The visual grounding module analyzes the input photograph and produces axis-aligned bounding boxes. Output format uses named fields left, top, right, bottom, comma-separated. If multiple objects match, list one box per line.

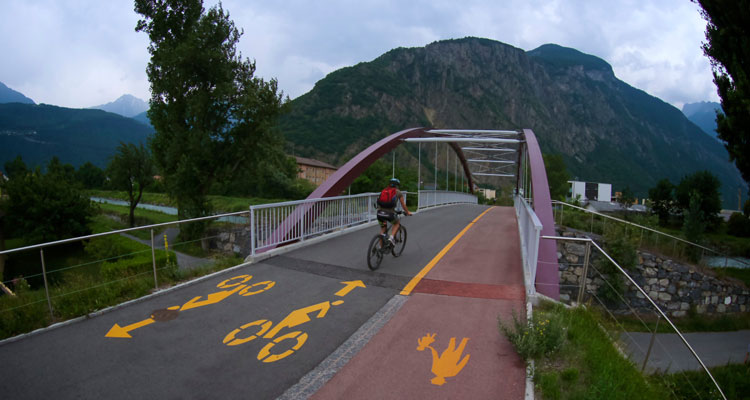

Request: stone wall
left=205, top=227, right=252, bottom=257
left=556, top=229, right=749, bottom=316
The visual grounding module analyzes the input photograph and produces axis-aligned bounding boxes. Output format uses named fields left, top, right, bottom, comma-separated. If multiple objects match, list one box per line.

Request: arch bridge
left=258, top=127, right=558, bottom=299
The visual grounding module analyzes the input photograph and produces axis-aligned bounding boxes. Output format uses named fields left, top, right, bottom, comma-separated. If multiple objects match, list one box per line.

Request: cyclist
left=376, top=178, right=412, bottom=246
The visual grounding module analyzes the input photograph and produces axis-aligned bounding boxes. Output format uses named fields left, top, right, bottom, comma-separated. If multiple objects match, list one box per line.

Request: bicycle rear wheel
left=367, top=235, right=385, bottom=270
left=391, top=225, right=407, bottom=257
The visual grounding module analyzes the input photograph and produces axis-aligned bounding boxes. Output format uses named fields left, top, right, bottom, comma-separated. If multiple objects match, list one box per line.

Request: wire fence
left=0, top=210, right=250, bottom=340
left=551, top=200, right=750, bottom=270
left=541, top=234, right=728, bottom=400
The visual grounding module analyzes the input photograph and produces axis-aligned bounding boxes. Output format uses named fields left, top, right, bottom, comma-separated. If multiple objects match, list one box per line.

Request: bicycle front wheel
left=391, top=225, right=407, bottom=257
left=367, top=235, right=385, bottom=270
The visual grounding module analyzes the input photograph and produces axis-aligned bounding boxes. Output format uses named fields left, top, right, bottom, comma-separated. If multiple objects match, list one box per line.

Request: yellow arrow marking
left=105, top=318, right=156, bottom=338
left=335, top=280, right=366, bottom=297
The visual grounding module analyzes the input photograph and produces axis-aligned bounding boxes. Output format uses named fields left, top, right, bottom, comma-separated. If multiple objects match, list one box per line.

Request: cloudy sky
left=0, top=0, right=718, bottom=110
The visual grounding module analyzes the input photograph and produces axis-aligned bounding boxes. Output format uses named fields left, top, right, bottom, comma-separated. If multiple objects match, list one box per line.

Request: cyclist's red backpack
left=377, top=187, right=398, bottom=208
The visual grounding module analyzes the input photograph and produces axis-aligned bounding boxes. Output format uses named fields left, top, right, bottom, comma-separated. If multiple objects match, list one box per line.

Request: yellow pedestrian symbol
left=417, top=333, right=470, bottom=386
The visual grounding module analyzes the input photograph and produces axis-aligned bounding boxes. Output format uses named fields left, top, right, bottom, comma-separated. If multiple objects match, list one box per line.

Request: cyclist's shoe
left=388, top=236, right=396, bottom=247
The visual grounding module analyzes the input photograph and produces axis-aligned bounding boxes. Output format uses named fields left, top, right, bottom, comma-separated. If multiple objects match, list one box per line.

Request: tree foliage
left=543, top=154, right=570, bottom=201
left=675, top=170, right=722, bottom=229
left=76, top=162, right=106, bottom=189
left=0, top=157, right=93, bottom=244
left=135, top=0, right=288, bottom=237
left=616, top=185, right=636, bottom=212
left=107, top=142, right=154, bottom=227
left=695, top=0, right=750, bottom=186
left=648, top=179, right=676, bottom=226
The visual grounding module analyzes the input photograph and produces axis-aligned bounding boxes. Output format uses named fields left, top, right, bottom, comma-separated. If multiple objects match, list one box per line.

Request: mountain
left=0, top=103, right=153, bottom=169
left=279, top=38, right=746, bottom=208
left=90, top=94, right=149, bottom=118
left=682, top=101, right=722, bottom=141
left=0, top=81, right=35, bottom=104
left=132, top=110, right=152, bottom=127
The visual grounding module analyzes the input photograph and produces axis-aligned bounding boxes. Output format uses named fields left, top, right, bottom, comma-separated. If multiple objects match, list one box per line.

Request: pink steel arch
left=523, top=129, right=559, bottom=299
left=307, top=127, right=475, bottom=199
left=261, top=128, right=475, bottom=253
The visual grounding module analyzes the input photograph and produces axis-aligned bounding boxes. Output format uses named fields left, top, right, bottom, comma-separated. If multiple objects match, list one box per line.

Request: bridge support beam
left=523, top=129, right=559, bottom=299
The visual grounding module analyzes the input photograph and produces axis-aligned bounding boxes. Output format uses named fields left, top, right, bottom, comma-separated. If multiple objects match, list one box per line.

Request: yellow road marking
left=400, top=207, right=494, bottom=296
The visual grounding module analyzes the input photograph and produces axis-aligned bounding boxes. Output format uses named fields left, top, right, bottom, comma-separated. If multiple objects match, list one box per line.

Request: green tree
left=3, top=155, right=28, bottom=179
left=46, top=156, right=76, bottom=182
left=695, top=0, right=750, bottom=186
left=616, top=186, right=636, bottom=214
left=1, top=158, right=93, bottom=244
left=543, top=154, right=570, bottom=201
left=675, top=170, right=722, bottom=229
left=135, top=0, right=287, bottom=238
left=76, top=162, right=106, bottom=189
left=648, top=179, right=676, bottom=226
left=107, top=142, right=154, bottom=227
left=683, top=191, right=707, bottom=260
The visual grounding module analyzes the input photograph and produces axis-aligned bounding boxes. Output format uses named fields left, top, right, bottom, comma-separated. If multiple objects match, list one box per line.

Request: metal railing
left=514, top=195, right=542, bottom=297
left=250, top=192, right=379, bottom=256
left=417, top=190, right=477, bottom=210
left=250, top=190, right=477, bottom=255
left=0, top=210, right=250, bottom=325
left=552, top=200, right=750, bottom=269
left=543, top=234, right=727, bottom=399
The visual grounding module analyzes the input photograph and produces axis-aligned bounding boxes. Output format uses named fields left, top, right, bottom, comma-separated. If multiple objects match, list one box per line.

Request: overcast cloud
left=0, top=0, right=718, bottom=110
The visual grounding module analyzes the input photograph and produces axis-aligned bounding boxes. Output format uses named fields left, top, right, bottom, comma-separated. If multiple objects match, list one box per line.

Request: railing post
left=560, top=203, right=564, bottom=226
left=39, top=249, right=54, bottom=320
left=250, top=205, right=256, bottom=257
left=577, top=241, right=592, bottom=304
left=151, top=229, right=158, bottom=290
left=641, top=315, right=660, bottom=373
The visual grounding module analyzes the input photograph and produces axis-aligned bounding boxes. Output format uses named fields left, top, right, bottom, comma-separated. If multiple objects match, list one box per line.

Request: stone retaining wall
left=556, top=229, right=749, bottom=316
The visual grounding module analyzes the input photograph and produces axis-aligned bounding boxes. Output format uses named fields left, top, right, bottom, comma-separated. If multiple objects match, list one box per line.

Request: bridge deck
left=0, top=204, right=527, bottom=399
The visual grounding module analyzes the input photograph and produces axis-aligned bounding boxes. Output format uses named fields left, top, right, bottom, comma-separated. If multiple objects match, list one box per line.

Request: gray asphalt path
left=621, top=330, right=750, bottom=373
left=0, top=204, right=489, bottom=400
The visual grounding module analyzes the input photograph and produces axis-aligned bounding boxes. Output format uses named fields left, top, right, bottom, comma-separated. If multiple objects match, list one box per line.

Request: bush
left=499, top=309, right=565, bottom=361
left=727, top=212, right=750, bottom=237
left=100, top=250, right=174, bottom=280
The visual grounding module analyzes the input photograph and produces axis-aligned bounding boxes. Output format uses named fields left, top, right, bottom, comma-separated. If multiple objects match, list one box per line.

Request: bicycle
left=367, top=210, right=407, bottom=270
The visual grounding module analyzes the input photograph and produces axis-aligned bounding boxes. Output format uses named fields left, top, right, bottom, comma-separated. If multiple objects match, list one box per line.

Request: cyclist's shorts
left=376, top=209, right=397, bottom=225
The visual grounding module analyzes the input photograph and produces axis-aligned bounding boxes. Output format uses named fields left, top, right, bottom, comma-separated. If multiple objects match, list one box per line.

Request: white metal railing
left=250, top=192, right=380, bottom=255
left=417, top=190, right=477, bottom=210
left=515, top=195, right=542, bottom=296
left=543, top=235, right=727, bottom=400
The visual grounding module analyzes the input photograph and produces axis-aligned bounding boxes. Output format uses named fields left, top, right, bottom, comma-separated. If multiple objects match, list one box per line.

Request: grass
left=606, top=309, right=750, bottom=333
left=653, top=364, right=750, bottom=400
left=500, top=301, right=672, bottom=399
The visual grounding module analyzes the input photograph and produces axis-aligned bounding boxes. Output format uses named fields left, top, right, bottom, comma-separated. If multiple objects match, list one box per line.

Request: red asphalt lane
left=312, top=206, right=527, bottom=400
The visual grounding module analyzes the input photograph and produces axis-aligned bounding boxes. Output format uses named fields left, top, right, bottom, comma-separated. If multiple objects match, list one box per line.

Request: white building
left=477, top=188, right=496, bottom=200
left=569, top=181, right=612, bottom=202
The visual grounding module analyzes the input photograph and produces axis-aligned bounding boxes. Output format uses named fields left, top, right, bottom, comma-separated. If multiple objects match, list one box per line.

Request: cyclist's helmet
left=389, top=178, right=400, bottom=187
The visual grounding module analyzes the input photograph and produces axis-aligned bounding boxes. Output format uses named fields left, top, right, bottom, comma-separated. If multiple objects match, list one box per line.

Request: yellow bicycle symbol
left=223, top=299, right=345, bottom=363
left=222, top=280, right=364, bottom=363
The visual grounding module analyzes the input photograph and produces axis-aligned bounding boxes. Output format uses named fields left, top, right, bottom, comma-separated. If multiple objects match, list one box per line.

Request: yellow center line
left=400, top=206, right=494, bottom=296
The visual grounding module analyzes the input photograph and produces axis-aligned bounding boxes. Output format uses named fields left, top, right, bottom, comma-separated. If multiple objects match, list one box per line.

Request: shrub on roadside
left=499, top=309, right=565, bottom=361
